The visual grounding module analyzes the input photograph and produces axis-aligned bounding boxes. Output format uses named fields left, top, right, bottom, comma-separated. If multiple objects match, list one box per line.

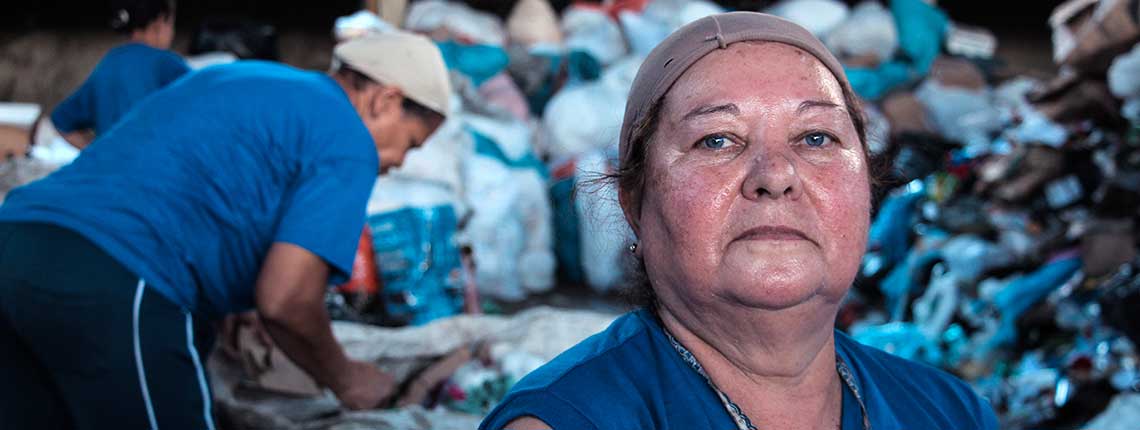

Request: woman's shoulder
left=480, top=310, right=702, bottom=430
left=834, top=330, right=999, bottom=429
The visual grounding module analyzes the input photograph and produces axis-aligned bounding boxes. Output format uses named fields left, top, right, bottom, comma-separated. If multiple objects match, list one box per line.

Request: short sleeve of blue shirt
left=51, top=43, right=190, bottom=135
left=275, top=131, right=377, bottom=283
left=51, top=80, right=94, bottom=134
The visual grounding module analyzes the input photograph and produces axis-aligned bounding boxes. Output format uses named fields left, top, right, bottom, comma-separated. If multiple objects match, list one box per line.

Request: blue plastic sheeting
left=367, top=205, right=464, bottom=326
left=846, top=61, right=913, bottom=101
left=989, top=255, right=1083, bottom=347
left=436, top=41, right=510, bottom=87
left=853, top=321, right=944, bottom=365
left=470, top=129, right=549, bottom=178
left=892, top=0, right=948, bottom=75
left=881, top=249, right=942, bottom=320
left=845, top=0, right=948, bottom=100
left=868, top=186, right=926, bottom=269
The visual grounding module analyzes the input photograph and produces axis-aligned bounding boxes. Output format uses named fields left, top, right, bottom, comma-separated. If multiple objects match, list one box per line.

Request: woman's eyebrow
left=797, top=100, right=844, bottom=114
left=681, top=103, right=740, bottom=121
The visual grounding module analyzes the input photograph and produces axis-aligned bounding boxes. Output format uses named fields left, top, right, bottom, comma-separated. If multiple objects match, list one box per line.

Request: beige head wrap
left=619, top=12, right=853, bottom=162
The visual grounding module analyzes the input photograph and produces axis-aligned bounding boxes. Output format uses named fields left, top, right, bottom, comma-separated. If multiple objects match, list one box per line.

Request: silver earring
left=628, top=243, right=638, bottom=254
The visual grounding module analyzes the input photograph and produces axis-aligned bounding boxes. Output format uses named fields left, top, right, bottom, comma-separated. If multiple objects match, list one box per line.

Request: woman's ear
left=619, top=186, right=641, bottom=239
left=368, top=85, right=404, bottom=121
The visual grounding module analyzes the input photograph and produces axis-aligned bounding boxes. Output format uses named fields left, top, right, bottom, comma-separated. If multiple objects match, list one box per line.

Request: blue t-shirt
left=481, top=309, right=999, bottom=430
left=0, top=61, right=379, bottom=316
left=51, top=43, right=190, bottom=135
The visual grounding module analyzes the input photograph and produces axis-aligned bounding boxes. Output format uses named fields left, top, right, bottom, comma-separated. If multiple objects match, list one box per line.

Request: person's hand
left=333, top=360, right=396, bottom=410
left=219, top=311, right=272, bottom=361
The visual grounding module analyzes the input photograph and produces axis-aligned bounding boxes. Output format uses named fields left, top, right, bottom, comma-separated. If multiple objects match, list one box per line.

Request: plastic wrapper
left=334, top=10, right=395, bottom=41
left=405, top=0, right=506, bottom=46
left=636, top=0, right=725, bottom=36
left=462, top=122, right=554, bottom=302
left=1004, top=106, right=1070, bottom=148
left=1108, top=42, right=1140, bottom=123
left=437, top=41, right=510, bottom=87
left=911, top=264, right=960, bottom=340
left=765, top=0, right=850, bottom=38
left=914, top=79, right=1003, bottom=152
left=851, top=321, right=943, bottom=365
left=1108, top=43, right=1140, bottom=99
left=824, top=1, right=898, bottom=66
left=945, top=23, right=998, bottom=59
left=867, top=183, right=925, bottom=270
left=366, top=180, right=464, bottom=326
left=940, top=234, right=1015, bottom=284
left=617, top=9, right=672, bottom=57
left=562, top=6, right=628, bottom=67
left=477, top=73, right=531, bottom=122
left=542, top=56, right=640, bottom=161
left=990, top=253, right=1082, bottom=348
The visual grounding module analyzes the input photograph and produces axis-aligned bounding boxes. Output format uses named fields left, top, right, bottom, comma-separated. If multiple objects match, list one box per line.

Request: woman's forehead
left=663, top=42, right=847, bottom=116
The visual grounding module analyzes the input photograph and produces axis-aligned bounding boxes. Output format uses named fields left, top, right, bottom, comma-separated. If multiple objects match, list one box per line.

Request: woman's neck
left=657, top=298, right=843, bottom=428
left=130, top=31, right=165, bottom=50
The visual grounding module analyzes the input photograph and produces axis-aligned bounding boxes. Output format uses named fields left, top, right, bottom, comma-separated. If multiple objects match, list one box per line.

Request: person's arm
left=51, top=78, right=95, bottom=147
left=60, top=130, right=95, bottom=150
left=255, top=242, right=395, bottom=410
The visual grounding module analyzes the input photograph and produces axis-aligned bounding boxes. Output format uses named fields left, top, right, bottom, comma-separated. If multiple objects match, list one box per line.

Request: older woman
left=480, top=12, right=998, bottom=430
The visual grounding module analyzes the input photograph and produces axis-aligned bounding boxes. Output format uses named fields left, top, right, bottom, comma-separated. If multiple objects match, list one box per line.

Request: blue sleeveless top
left=480, top=309, right=998, bottom=430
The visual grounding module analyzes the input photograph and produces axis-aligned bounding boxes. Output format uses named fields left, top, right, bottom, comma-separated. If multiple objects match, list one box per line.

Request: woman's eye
left=803, top=132, right=834, bottom=147
left=700, top=135, right=730, bottom=149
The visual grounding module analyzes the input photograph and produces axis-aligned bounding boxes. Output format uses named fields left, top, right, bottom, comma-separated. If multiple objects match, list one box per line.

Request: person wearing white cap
left=0, top=32, right=450, bottom=429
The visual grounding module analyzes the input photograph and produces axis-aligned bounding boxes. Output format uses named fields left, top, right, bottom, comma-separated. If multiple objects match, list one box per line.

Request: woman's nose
left=742, top=149, right=802, bottom=201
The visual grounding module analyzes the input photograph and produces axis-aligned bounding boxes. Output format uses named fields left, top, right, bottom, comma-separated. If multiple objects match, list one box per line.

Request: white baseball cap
left=334, top=31, right=452, bottom=117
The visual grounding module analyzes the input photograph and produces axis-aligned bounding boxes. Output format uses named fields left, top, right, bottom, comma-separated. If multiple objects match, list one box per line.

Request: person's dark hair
left=606, top=82, right=879, bottom=311
left=332, top=62, right=446, bottom=127
left=109, top=0, right=175, bottom=34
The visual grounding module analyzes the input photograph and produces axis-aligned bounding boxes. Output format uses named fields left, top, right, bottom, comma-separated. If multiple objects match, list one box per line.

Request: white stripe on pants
left=132, top=279, right=159, bottom=430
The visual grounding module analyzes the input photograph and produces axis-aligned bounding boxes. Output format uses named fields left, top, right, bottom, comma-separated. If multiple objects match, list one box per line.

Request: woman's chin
left=714, top=256, right=832, bottom=311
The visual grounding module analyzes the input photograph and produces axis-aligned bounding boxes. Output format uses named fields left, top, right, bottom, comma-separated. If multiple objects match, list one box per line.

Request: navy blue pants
left=0, top=222, right=217, bottom=429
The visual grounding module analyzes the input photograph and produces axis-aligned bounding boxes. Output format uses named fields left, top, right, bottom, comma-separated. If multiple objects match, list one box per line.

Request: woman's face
left=635, top=42, right=870, bottom=312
